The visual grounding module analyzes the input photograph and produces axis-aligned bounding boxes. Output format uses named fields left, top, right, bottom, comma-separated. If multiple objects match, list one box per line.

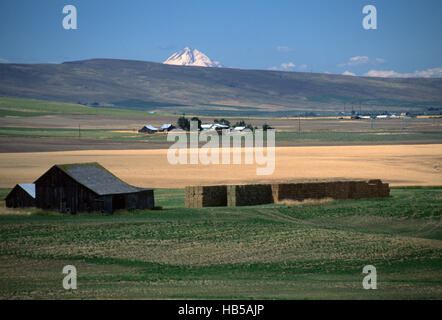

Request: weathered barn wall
left=35, top=167, right=100, bottom=214
left=186, top=180, right=390, bottom=208
left=227, top=184, right=273, bottom=207
left=100, top=189, right=154, bottom=212
left=132, top=190, right=155, bottom=210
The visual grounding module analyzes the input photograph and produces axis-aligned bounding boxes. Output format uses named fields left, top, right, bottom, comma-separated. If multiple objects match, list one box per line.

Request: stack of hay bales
left=271, top=181, right=350, bottom=201
left=227, top=184, right=273, bottom=207
left=364, top=179, right=390, bottom=198
left=324, top=181, right=351, bottom=199
left=348, top=181, right=372, bottom=199
left=271, top=180, right=390, bottom=202
left=185, top=185, right=227, bottom=208
left=185, top=179, right=390, bottom=208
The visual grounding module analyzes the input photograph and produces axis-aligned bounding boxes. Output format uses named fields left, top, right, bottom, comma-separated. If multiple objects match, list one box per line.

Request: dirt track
left=0, top=145, right=440, bottom=188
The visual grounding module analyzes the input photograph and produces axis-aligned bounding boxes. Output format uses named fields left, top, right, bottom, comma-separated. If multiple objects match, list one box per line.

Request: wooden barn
left=5, top=183, right=36, bottom=208
left=34, top=162, right=154, bottom=214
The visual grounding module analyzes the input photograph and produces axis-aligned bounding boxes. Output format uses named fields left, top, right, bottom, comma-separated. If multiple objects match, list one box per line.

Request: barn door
left=112, top=195, right=126, bottom=211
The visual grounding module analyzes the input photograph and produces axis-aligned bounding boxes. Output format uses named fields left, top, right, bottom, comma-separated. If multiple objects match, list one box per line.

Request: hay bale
left=227, top=184, right=273, bottom=207
left=187, top=179, right=390, bottom=208
left=185, top=185, right=227, bottom=208
left=271, top=179, right=389, bottom=202
left=367, top=179, right=390, bottom=197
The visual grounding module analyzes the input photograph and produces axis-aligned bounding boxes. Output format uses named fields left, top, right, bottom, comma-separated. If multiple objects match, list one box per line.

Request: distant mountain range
left=0, top=58, right=441, bottom=116
left=163, top=47, right=223, bottom=68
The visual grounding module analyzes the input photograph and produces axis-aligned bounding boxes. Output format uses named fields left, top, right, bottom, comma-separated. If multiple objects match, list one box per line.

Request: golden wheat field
left=0, top=144, right=440, bottom=188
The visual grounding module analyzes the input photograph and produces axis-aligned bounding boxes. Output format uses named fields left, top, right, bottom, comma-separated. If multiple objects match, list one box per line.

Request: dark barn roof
left=36, top=162, right=151, bottom=196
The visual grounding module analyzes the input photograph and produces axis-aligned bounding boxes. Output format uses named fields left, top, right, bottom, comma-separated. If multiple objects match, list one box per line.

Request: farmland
left=0, top=145, right=441, bottom=189
left=0, top=96, right=441, bottom=300
left=0, top=127, right=442, bottom=144
left=0, top=187, right=441, bottom=299
left=1, top=97, right=441, bottom=153
left=0, top=97, right=168, bottom=118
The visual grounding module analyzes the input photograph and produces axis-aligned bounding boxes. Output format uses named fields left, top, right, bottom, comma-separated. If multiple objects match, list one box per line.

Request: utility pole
left=298, top=117, right=301, bottom=133
left=402, top=117, right=408, bottom=130
left=78, top=124, right=81, bottom=138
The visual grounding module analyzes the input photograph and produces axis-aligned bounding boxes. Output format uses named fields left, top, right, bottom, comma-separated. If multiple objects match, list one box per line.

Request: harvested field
left=0, top=144, right=440, bottom=188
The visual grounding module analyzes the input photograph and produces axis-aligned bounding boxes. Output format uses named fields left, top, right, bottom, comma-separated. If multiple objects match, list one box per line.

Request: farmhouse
left=5, top=183, right=36, bottom=208
left=212, top=123, right=230, bottom=130
left=138, top=125, right=158, bottom=133
left=34, top=162, right=154, bottom=214
left=233, top=126, right=246, bottom=132
left=160, top=124, right=175, bottom=132
left=201, top=124, right=213, bottom=130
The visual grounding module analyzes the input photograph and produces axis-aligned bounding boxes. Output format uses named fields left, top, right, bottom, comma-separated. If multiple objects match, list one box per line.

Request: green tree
left=214, top=118, right=230, bottom=126
left=177, top=115, right=190, bottom=131
left=245, top=124, right=254, bottom=131
left=191, top=117, right=202, bottom=130
left=234, top=120, right=246, bottom=127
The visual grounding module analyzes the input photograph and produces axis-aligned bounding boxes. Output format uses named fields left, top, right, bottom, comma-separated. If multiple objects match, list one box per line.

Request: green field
left=0, top=97, right=168, bottom=118
left=275, top=130, right=442, bottom=143
left=0, top=187, right=441, bottom=299
left=1, top=126, right=441, bottom=144
left=1, top=96, right=441, bottom=145
left=0, top=127, right=167, bottom=141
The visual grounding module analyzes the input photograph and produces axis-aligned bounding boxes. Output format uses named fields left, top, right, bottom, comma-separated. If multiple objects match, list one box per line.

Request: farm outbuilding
left=160, top=124, right=175, bottom=132
left=34, top=162, right=154, bottom=214
left=5, top=183, right=36, bottom=208
left=138, top=125, right=158, bottom=133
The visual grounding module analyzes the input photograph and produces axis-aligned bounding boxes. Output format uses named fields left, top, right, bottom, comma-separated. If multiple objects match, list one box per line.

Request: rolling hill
left=0, top=59, right=441, bottom=116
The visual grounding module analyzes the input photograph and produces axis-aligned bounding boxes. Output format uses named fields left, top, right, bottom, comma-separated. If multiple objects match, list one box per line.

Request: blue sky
left=0, top=0, right=441, bottom=77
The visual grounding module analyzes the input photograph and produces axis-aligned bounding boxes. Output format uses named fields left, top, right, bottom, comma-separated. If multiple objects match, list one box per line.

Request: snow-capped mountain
left=163, top=47, right=223, bottom=68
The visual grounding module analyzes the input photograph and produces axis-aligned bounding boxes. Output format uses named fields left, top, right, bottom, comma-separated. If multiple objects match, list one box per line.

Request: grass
left=0, top=187, right=441, bottom=299
left=1, top=126, right=441, bottom=143
left=0, top=127, right=167, bottom=141
left=0, top=97, right=170, bottom=118
left=275, top=130, right=442, bottom=143
left=0, top=188, right=11, bottom=201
